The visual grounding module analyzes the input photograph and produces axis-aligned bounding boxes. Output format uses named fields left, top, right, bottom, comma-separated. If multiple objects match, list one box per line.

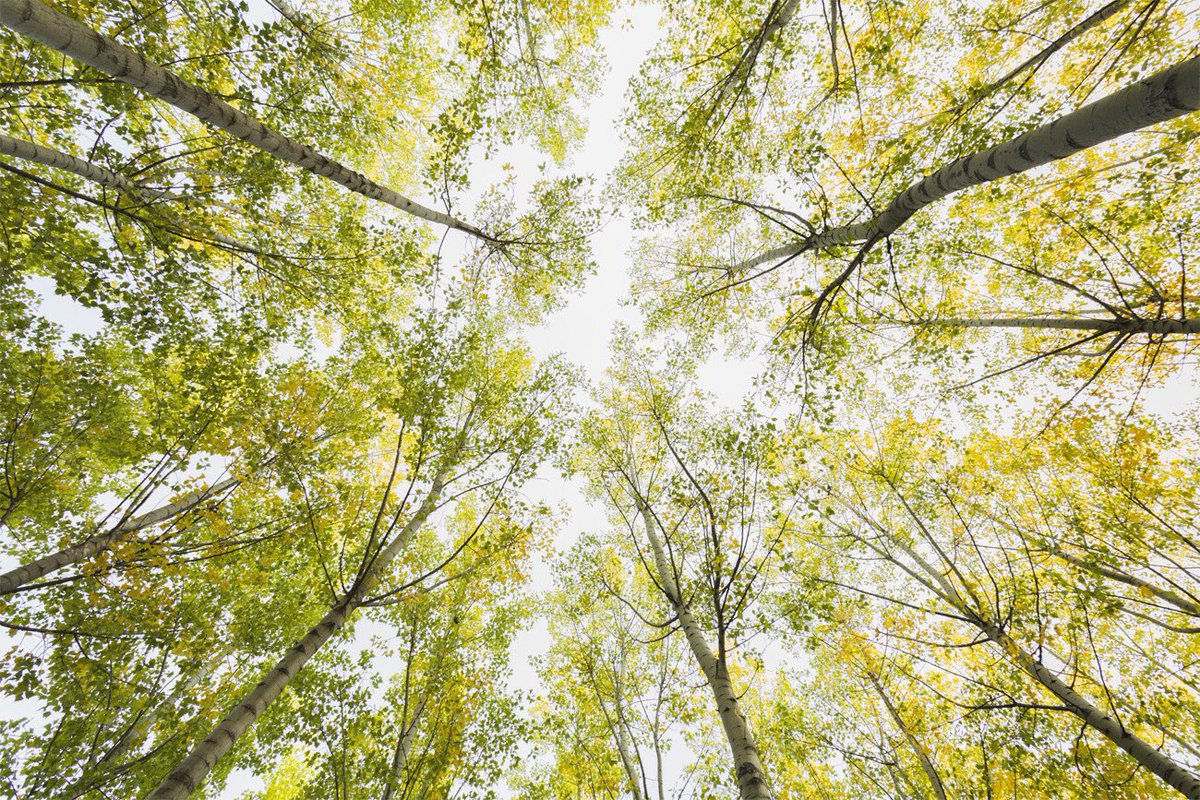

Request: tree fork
left=148, top=474, right=446, bottom=799
left=638, top=505, right=773, bottom=799
left=0, top=0, right=492, bottom=241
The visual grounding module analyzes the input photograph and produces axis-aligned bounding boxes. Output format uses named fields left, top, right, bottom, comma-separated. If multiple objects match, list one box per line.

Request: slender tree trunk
left=736, top=55, right=1200, bottom=272
left=0, top=132, right=255, bottom=251
left=709, top=0, right=803, bottom=115
left=980, top=620, right=1200, bottom=799
left=639, top=506, right=772, bottom=800
left=0, top=132, right=140, bottom=193
left=946, top=0, right=1136, bottom=118
left=896, top=537, right=1200, bottom=798
left=920, top=316, right=1200, bottom=335
left=0, top=477, right=239, bottom=595
left=588, top=663, right=644, bottom=800
left=612, top=664, right=648, bottom=800
left=1048, top=547, right=1200, bottom=617
left=854, top=516, right=1200, bottom=798
left=865, top=670, right=948, bottom=800
left=148, top=474, right=446, bottom=799
left=0, top=0, right=490, bottom=241
left=381, top=695, right=427, bottom=800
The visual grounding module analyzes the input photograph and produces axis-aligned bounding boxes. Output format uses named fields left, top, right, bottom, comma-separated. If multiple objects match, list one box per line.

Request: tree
left=786, top=408, right=1200, bottom=797
left=577, top=342, right=792, bottom=799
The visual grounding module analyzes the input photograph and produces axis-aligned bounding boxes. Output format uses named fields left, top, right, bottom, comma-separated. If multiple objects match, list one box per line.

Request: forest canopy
left=1, top=0, right=1198, bottom=798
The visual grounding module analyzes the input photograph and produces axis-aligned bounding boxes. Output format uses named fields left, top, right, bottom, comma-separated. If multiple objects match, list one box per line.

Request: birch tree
left=793, top=408, right=1200, bottom=797
left=577, top=342, right=795, bottom=799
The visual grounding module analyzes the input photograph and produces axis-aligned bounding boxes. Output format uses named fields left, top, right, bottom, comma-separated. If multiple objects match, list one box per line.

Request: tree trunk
left=921, top=316, right=1200, bottom=335
left=588, top=663, right=644, bottom=800
left=944, top=0, right=1136, bottom=118
left=0, top=0, right=490, bottom=241
left=381, top=695, right=427, bottom=800
left=639, top=506, right=772, bottom=799
left=709, top=0, right=803, bottom=115
left=736, top=55, right=1200, bottom=272
left=865, top=669, right=948, bottom=800
left=0, top=132, right=141, bottom=193
left=1048, top=547, right=1200, bottom=617
left=148, top=474, right=446, bottom=799
left=864, top=519, right=1200, bottom=798
left=981, top=621, right=1200, bottom=799
left=0, top=477, right=239, bottom=595
left=0, top=132, right=256, bottom=251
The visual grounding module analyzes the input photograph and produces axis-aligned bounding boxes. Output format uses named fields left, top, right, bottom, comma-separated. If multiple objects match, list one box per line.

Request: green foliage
left=2, top=0, right=1198, bottom=798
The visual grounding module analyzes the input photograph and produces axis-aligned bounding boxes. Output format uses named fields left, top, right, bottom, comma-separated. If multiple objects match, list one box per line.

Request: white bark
left=588, top=661, right=644, bottom=800
left=707, top=0, right=802, bottom=118
left=922, top=316, right=1200, bottom=335
left=639, top=506, right=772, bottom=799
left=0, top=477, right=239, bottom=595
left=381, top=695, right=427, bottom=800
left=0, top=132, right=140, bottom=193
left=0, top=0, right=490, bottom=241
left=865, top=670, right=948, bottom=800
left=1048, top=547, right=1200, bottom=617
left=148, top=474, right=446, bottom=799
left=945, top=0, right=1135, bottom=118
left=0, top=132, right=255, bottom=252
left=894, top=541, right=1200, bottom=798
left=981, top=620, right=1200, bottom=799
left=735, top=56, right=1200, bottom=273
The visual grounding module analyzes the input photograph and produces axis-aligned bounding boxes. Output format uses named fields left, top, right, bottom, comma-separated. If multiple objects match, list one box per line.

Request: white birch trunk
left=892, top=542, right=1200, bottom=798
left=865, top=670, right=948, bottom=800
left=736, top=56, right=1200, bottom=272
left=922, top=316, right=1200, bottom=335
left=945, top=0, right=1135, bottom=117
left=589, top=664, right=644, bottom=800
left=0, top=476, right=239, bottom=595
left=1048, top=547, right=1200, bottom=617
left=981, top=620, right=1200, bottom=799
left=0, top=0, right=490, bottom=241
left=0, top=132, right=254, bottom=251
left=639, top=506, right=772, bottom=799
left=707, top=0, right=802, bottom=118
left=381, top=695, right=427, bottom=800
left=0, top=132, right=141, bottom=193
left=147, top=474, right=446, bottom=799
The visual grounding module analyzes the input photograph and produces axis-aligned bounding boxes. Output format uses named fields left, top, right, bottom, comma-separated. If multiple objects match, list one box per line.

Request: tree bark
left=587, top=660, right=644, bottom=800
left=981, top=620, right=1200, bottom=799
left=865, top=669, right=948, bottom=800
left=381, top=695, right=427, bottom=800
left=0, top=477, right=239, bottom=595
left=735, top=55, right=1200, bottom=273
left=0, top=132, right=258, bottom=252
left=147, top=474, right=446, bottom=799
left=944, top=0, right=1136, bottom=119
left=0, top=0, right=490, bottom=241
left=894, top=535, right=1200, bottom=798
left=639, top=506, right=772, bottom=799
left=846, top=509, right=1200, bottom=798
left=1048, top=547, right=1200, bottom=617
left=0, top=132, right=141, bottom=193
left=708, top=0, right=803, bottom=116
left=920, top=316, right=1200, bottom=335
